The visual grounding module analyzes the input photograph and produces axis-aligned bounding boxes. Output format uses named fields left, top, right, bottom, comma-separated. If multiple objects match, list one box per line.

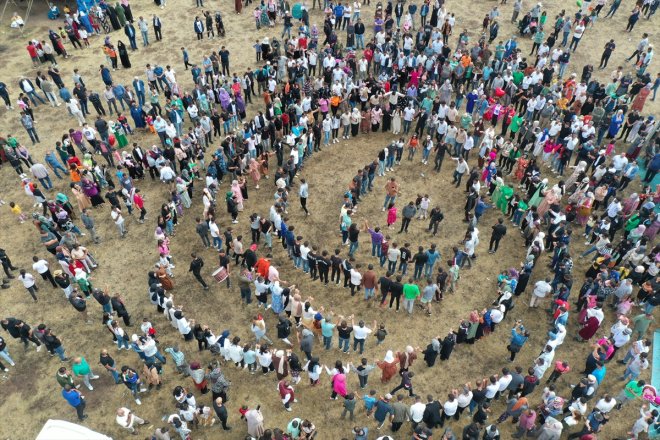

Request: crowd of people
left=1, top=0, right=659, bottom=438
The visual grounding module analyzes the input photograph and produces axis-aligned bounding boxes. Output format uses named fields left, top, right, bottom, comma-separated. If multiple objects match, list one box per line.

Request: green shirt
left=72, top=358, right=91, bottom=376
left=623, top=380, right=644, bottom=399
left=403, top=283, right=421, bottom=300
left=509, top=115, right=524, bottom=133
left=56, top=372, right=74, bottom=388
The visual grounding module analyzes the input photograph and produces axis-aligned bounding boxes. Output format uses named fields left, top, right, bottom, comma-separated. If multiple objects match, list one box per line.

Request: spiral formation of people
left=0, top=0, right=659, bottom=439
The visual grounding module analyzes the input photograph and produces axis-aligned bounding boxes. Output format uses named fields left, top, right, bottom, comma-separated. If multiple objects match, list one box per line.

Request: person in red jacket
left=132, top=188, right=147, bottom=223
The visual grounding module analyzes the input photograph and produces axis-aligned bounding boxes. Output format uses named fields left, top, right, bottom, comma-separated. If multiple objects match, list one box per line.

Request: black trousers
left=331, top=266, right=341, bottom=283
left=193, top=272, right=208, bottom=288
left=399, top=217, right=411, bottom=233
left=75, top=400, right=86, bottom=420
left=40, top=269, right=58, bottom=287
left=489, top=236, right=502, bottom=252
left=300, top=197, right=309, bottom=214
left=318, top=267, right=329, bottom=284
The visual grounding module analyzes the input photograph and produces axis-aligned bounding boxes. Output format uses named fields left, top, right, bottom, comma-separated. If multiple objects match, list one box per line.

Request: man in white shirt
left=409, top=396, right=426, bottom=426
left=32, top=256, right=57, bottom=288
left=530, top=277, right=552, bottom=307
left=110, top=207, right=126, bottom=237
left=352, top=319, right=375, bottom=354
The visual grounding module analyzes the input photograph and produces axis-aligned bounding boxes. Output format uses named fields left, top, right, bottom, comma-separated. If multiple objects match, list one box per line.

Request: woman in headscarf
left=577, top=303, right=604, bottom=342
left=157, top=263, right=174, bottom=290
left=114, top=2, right=127, bottom=26
left=226, top=191, right=238, bottom=223
left=189, top=361, right=208, bottom=393
left=175, top=178, right=191, bottom=209
left=117, top=40, right=131, bottom=68
left=70, top=182, right=92, bottom=211
left=622, top=193, right=640, bottom=217
left=439, top=331, right=457, bottom=361
left=528, top=178, right=548, bottom=207
left=130, top=102, right=146, bottom=129
left=536, top=184, right=560, bottom=219
left=628, top=224, right=647, bottom=243
left=80, top=175, right=105, bottom=206
left=608, top=109, right=625, bottom=138
left=230, top=180, right=244, bottom=211
left=328, top=362, right=348, bottom=400
left=272, top=350, right=289, bottom=381
left=396, top=345, right=418, bottom=373
left=376, top=350, right=399, bottom=383
left=631, top=84, right=651, bottom=112
left=245, top=407, right=265, bottom=438
left=514, top=153, right=529, bottom=182
left=248, top=157, right=261, bottom=189
left=278, top=380, right=295, bottom=411
left=564, top=160, right=588, bottom=191
left=576, top=192, right=595, bottom=225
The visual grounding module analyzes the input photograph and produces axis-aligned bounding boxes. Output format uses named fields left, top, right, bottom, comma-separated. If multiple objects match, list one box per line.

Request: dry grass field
left=0, top=0, right=657, bottom=439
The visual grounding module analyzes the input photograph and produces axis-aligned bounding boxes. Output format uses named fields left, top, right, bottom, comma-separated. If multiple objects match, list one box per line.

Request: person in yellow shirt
left=9, top=202, right=27, bottom=223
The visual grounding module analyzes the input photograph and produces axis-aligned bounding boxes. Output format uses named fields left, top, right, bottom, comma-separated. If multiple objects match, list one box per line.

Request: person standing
left=488, top=218, right=507, bottom=254
left=152, top=15, right=162, bottom=41
left=402, top=278, right=421, bottom=314
left=20, top=112, right=40, bottom=144
left=213, top=397, right=232, bottom=431
left=111, top=206, right=126, bottom=237
left=0, top=336, right=15, bottom=370
left=72, top=356, right=99, bottom=390
left=189, top=253, right=209, bottom=290
left=18, top=269, right=39, bottom=301
left=62, top=384, right=87, bottom=420
left=507, top=321, right=529, bottom=362
left=137, top=16, right=149, bottom=46
left=32, top=256, right=57, bottom=288
left=529, top=277, right=552, bottom=308
left=100, top=349, right=122, bottom=384
left=80, top=209, right=101, bottom=243
left=299, top=178, right=310, bottom=215
left=399, top=202, right=417, bottom=233
left=599, top=39, right=616, bottom=69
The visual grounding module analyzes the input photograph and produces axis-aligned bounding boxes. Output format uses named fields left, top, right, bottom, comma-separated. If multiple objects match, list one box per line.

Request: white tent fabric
left=35, top=419, right=113, bottom=440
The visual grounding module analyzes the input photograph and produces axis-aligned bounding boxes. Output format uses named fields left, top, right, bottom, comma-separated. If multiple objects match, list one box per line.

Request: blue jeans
left=0, top=349, right=14, bottom=365
left=38, top=176, right=53, bottom=189
left=386, top=155, right=395, bottom=168
left=424, top=262, right=435, bottom=278
left=146, top=351, right=167, bottom=364
left=353, top=338, right=365, bottom=354
left=512, top=210, right=523, bottom=225
left=413, top=264, right=424, bottom=280
left=323, top=335, right=332, bottom=349
left=302, top=259, right=309, bottom=272
left=109, top=368, right=121, bottom=383
left=383, top=195, right=396, bottom=209
left=372, top=242, right=382, bottom=257
left=338, top=337, right=349, bottom=353
left=49, top=164, right=67, bottom=179
left=399, top=261, right=408, bottom=275
left=212, top=236, right=223, bottom=250
left=364, top=287, right=374, bottom=299
left=54, top=345, right=67, bottom=361
left=349, top=241, right=359, bottom=256
left=293, top=256, right=302, bottom=269
left=581, top=246, right=598, bottom=258
left=356, top=33, right=364, bottom=48
left=622, top=367, right=639, bottom=382
left=388, top=260, right=397, bottom=273
left=117, top=337, right=130, bottom=349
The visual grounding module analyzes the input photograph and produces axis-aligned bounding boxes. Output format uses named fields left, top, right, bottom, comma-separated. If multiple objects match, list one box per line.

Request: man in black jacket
left=488, top=218, right=507, bottom=253
left=422, top=395, right=442, bottom=428
left=213, top=397, right=231, bottom=430
left=189, top=253, right=208, bottom=289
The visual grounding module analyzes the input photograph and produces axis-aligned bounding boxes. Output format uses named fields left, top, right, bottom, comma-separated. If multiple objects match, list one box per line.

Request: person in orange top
left=383, top=177, right=399, bottom=211
left=104, top=46, right=118, bottom=70
left=460, top=54, right=472, bottom=67
left=407, top=135, right=419, bottom=161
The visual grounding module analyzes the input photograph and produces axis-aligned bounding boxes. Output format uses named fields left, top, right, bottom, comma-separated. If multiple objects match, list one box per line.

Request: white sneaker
left=91, top=375, right=99, bottom=379
left=87, top=385, right=94, bottom=390
left=36, top=345, right=42, bottom=352
left=135, top=398, right=142, bottom=405
left=139, top=388, right=148, bottom=392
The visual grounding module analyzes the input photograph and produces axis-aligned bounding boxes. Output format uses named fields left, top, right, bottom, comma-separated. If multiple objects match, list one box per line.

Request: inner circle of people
left=1, top=0, right=658, bottom=439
